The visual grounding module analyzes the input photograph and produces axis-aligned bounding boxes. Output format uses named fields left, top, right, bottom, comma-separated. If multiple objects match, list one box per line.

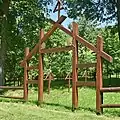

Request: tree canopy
left=65, top=0, right=120, bottom=40
left=0, top=0, right=120, bottom=86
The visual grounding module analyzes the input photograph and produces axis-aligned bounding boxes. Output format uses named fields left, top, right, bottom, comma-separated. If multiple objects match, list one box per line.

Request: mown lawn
left=0, top=86, right=120, bottom=120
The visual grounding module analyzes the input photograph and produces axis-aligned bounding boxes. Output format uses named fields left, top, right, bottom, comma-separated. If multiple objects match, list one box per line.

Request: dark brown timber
left=38, top=29, right=44, bottom=105
left=77, top=63, right=96, bottom=69
left=76, top=81, right=96, bottom=87
left=23, top=47, right=29, bottom=101
left=72, top=22, right=78, bottom=110
left=96, top=36, right=103, bottom=114
left=40, top=46, right=72, bottom=54
left=20, top=16, right=66, bottom=66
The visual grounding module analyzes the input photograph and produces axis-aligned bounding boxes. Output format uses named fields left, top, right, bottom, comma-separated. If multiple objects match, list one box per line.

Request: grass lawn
left=0, top=86, right=120, bottom=120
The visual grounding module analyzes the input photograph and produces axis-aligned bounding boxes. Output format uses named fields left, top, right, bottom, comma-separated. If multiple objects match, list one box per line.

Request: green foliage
left=76, top=17, right=98, bottom=75
left=43, top=28, right=72, bottom=77
left=66, top=0, right=117, bottom=23
left=5, top=0, right=48, bottom=82
left=101, top=26, right=120, bottom=74
left=65, top=0, right=120, bottom=40
left=75, top=16, right=120, bottom=76
left=4, top=0, right=120, bottom=85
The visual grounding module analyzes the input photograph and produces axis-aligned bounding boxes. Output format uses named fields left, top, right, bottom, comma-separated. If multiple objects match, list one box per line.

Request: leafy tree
left=0, top=0, right=10, bottom=85
left=0, top=0, right=52, bottom=85
left=71, top=16, right=120, bottom=78
left=65, top=0, right=120, bottom=41
left=101, top=26, right=120, bottom=77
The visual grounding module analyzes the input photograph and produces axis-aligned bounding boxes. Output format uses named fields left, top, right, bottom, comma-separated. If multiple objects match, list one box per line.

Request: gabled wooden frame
left=19, top=13, right=113, bottom=113
left=53, top=0, right=64, bottom=19
left=0, top=0, right=118, bottom=114
left=0, top=13, right=113, bottom=114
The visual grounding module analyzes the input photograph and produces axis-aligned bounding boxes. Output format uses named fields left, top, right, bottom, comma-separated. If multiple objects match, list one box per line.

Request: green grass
left=1, top=86, right=120, bottom=120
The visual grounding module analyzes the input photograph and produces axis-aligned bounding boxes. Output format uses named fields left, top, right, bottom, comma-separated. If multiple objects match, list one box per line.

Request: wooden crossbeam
left=100, top=51, right=112, bottom=62
left=53, top=0, right=64, bottom=13
left=51, top=22, right=112, bottom=62
left=27, top=66, right=38, bottom=70
left=76, top=63, right=96, bottom=69
left=101, top=104, right=120, bottom=108
left=41, top=16, right=66, bottom=44
left=20, top=16, right=66, bottom=66
left=76, top=35, right=97, bottom=53
left=76, top=36, right=112, bottom=62
left=53, top=21, right=73, bottom=36
left=76, top=81, right=96, bottom=87
left=40, top=46, right=73, bottom=54
left=54, top=7, right=64, bottom=12
left=0, top=86, right=23, bottom=90
left=100, top=87, right=120, bottom=92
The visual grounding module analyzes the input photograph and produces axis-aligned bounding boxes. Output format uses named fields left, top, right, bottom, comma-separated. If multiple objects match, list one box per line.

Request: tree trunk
left=0, top=0, right=9, bottom=86
left=117, top=0, right=120, bottom=41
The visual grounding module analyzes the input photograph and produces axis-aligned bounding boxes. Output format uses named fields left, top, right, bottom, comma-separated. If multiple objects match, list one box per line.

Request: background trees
left=0, top=0, right=10, bottom=85
left=0, top=0, right=50, bottom=85
left=65, top=0, right=120, bottom=41
left=0, top=0, right=120, bottom=86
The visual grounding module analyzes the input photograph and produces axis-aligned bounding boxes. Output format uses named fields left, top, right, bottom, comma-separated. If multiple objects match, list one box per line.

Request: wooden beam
left=0, top=86, right=23, bottom=90
left=100, top=51, right=112, bottom=62
left=100, top=87, right=120, bottom=92
left=28, top=80, right=38, bottom=84
left=40, top=46, right=73, bottom=54
left=51, top=22, right=112, bottom=62
left=53, top=1, right=59, bottom=13
left=76, top=81, right=96, bottom=87
left=98, top=36, right=112, bottom=62
left=96, top=36, right=103, bottom=114
left=77, top=63, right=96, bottom=69
left=53, top=7, right=64, bottom=13
left=40, top=15, right=66, bottom=44
left=58, top=0, right=60, bottom=19
left=72, top=22, right=78, bottom=110
left=27, top=66, right=38, bottom=70
left=20, top=16, right=66, bottom=66
left=76, top=35, right=97, bottom=53
left=76, top=35, right=112, bottom=62
left=53, top=22, right=98, bottom=53
left=23, top=47, right=29, bottom=101
left=101, top=104, right=120, bottom=108
left=53, top=0, right=64, bottom=13
left=38, top=29, right=44, bottom=105
left=55, top=23, right=73, bottom=36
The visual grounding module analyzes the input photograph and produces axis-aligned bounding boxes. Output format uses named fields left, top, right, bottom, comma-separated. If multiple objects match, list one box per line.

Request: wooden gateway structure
left=1, top=0, right=120, bottom=114
left=19, top=17, right=113, bottom=114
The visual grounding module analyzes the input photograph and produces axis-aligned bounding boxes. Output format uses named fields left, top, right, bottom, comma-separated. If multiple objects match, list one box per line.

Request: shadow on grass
left=0, top=97, right=40, bottom=107
left=0, top=98, right=24, bottom=103
left=104, top=109, right=120, bottom=117
left=43, top=102, right=120, bottom=117
left=43, top=102, right=72, bottom=110
left=43, top=102, right=96, bottom=113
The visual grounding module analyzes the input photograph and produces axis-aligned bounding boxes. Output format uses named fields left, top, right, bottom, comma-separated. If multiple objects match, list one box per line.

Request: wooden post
left=48, top=78, right=51, bottom=94
left=58, top=0, right=60, bottom=19
left=48, top=73, right=53, bottom=94
left=38, top=29, right=44, bottom=105
left=68, top=74, right=70, bottom=92
left=24, top=47, right=29, bottom=101
left=96, top=36, right=103, bottom=114
left=72, top=22, right=79, bottom=110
